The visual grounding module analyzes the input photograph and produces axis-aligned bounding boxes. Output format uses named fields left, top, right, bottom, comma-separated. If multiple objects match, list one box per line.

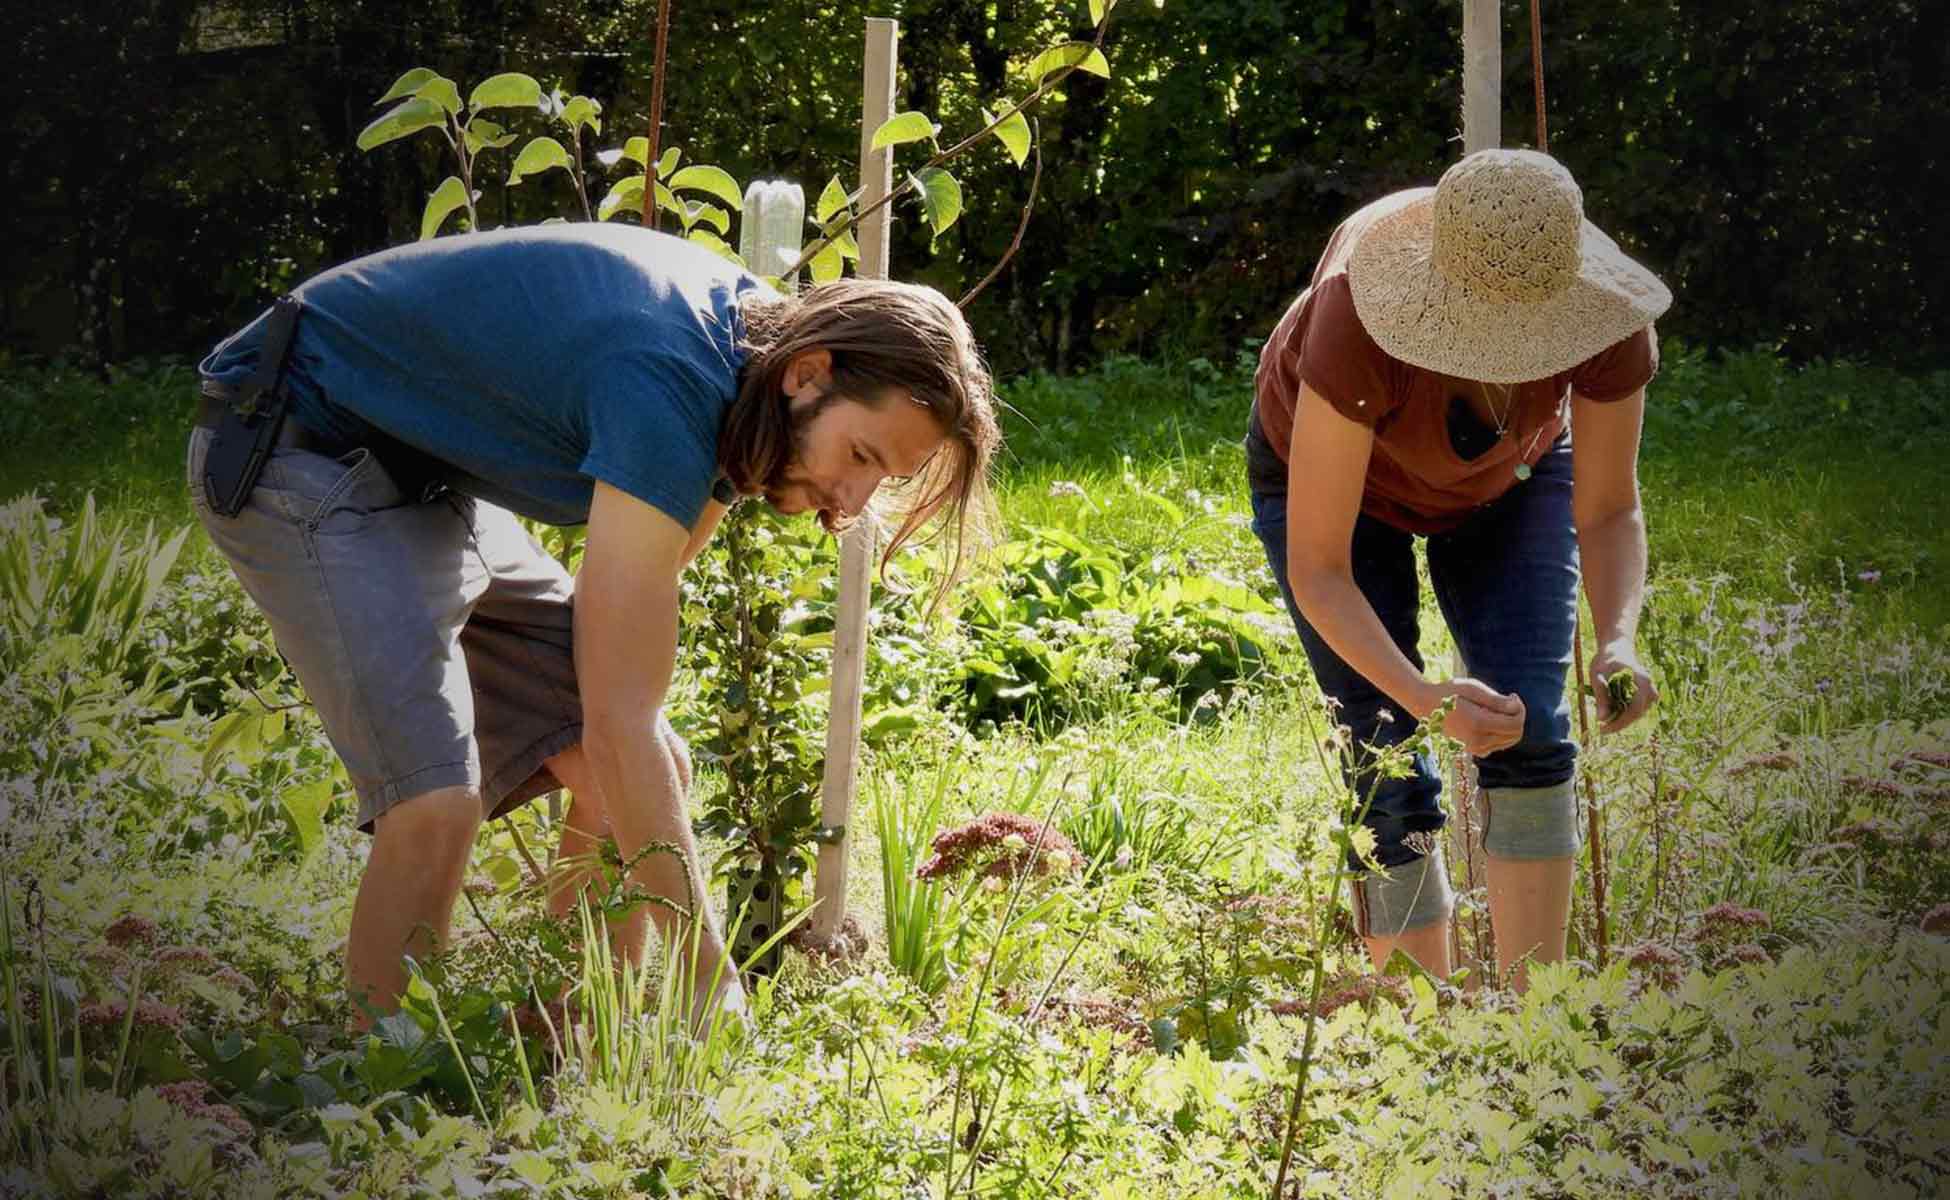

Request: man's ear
left=781, top=347, right=834, bottom=398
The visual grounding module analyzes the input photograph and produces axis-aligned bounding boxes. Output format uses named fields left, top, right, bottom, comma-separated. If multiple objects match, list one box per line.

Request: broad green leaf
left=597, top=174, right=644, bottom=221
left=806, top=240, right=844, bottom=284
left=834, top=228, right=860, bottom=260
left=686, top=229, right=745, bottom=267
left=1090, top=0, right=1108, bottom=24
left=375, top=68, right=440, bottom=106
left=687, top=201, right=731, bottom=235
left=870, top=111, right=939, bottom=151
left=508, top=136, right=572, bottom=184
left=414, top=76, right=462, bottom=117
left=463, top=118, right=517, bottom=154
left=356, top=97, right=445, bottom=152
left=667, top=164, right=743, bottom=210
left=597, top=136, right=648, bottom=169
left=420, top=176, right=473, bottom=240
left=911, top=167, right=964, bottom=239
left=655, top=146, right=680, bottom=178
left=815, top=175, right=849, bottom=223
left=280, top=777, right=331, bottom=859
left=468, top=72, right=543, bottom=112
left=982, top=106, right=1032, bottom=168
left=559, top=96, right=602, bottom=133
left=1026, top=42, right=1111, bottom=84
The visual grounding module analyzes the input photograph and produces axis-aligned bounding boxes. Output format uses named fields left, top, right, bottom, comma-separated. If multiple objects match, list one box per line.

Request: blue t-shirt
left=200, top=224, right=764, bottom=528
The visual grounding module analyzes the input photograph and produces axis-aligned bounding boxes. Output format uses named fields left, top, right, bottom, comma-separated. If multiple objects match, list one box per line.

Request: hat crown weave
left=1430, top=149, right=1584, bottom=303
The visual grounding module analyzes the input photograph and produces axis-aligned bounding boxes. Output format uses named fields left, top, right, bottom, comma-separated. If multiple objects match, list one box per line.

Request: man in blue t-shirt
left=190, top=224, right=999, bottom=1023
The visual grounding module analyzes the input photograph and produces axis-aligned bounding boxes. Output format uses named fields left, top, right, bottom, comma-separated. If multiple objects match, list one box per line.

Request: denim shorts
left=1250, top=437, right=1581, bottom=868
left=187, top=425, right=584, bottom=831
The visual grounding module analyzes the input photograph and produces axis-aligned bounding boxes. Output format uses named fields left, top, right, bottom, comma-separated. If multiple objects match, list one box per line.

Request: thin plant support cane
left=809, top=16, right=898, bottom=945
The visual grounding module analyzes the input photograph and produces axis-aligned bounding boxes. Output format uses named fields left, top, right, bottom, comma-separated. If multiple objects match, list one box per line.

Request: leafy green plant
left=688, top=506, right=836, bottom=905
left=955, top=525, right=1276, bottom=728
left=873, top=763, right=959, bottom=996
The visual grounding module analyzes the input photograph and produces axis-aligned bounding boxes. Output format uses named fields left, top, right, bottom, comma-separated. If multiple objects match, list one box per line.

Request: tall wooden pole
left=811, top=16, right=898, bottom=941
left=1462, top=0, right=1500, bottom=155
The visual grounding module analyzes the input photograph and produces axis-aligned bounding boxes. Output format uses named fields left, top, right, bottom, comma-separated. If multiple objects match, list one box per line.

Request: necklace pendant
left=1514, top=462, right=1533, bottom=482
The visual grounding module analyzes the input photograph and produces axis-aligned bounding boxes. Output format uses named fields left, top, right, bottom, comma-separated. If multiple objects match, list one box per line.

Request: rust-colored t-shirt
left=1249, top=189, right=1659, bottom=534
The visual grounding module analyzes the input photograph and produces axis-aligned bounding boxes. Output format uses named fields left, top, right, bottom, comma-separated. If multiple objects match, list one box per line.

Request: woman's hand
left=1429, top=678, right=1526, bottom=758
left=1588, top=642, right=1657, bottom=734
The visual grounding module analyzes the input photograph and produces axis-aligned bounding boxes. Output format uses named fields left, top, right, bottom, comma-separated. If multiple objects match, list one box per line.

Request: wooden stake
left=811, top=16, right=898, bottom=941
left=1462, top=0, right=1501, bottom=155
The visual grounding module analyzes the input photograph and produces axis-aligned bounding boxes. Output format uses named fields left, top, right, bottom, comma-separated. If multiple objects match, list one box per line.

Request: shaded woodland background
left=7, top=0, right=1947, bottom=376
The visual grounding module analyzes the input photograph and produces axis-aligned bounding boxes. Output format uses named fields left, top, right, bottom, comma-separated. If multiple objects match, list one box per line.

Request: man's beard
left=762, top=385, right=844, bottom=529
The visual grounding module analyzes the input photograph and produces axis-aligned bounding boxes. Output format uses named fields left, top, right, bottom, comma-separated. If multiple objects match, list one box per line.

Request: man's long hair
left=722, top=278, right=1000, bottom=608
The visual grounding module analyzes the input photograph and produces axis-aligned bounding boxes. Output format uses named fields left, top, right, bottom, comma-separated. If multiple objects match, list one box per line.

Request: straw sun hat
left=1346, top=149, right=1672, bottom=384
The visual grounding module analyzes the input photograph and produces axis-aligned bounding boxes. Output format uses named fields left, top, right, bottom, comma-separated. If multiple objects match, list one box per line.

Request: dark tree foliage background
left=6, top=0, right=1946, bottom=375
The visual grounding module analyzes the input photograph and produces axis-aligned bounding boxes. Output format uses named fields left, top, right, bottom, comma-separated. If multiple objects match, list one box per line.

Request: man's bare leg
left=346, top=785, right=483, bottom=1027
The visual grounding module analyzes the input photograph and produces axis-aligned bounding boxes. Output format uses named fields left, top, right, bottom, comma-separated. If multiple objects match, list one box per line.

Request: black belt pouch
left=203, top=295, right=304, bottom=518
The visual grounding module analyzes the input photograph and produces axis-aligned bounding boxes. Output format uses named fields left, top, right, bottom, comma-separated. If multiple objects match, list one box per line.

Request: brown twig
left=957, top=121, right=1042, bottom=310
left=641, top=0, right=673, bottom=229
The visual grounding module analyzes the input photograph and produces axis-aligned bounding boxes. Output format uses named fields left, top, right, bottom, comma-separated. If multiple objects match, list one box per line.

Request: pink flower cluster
left=1726, top=750, right=1801, bottom=779
left=156, top=1080, right=253, bottom=1141
left=1696, top=902, right=1771, bottom=937
left=1622, top=941, right=1689, bottom=989
left=79, top=997, right=186, bottom=1034
left=1272, top=973, right=1411, bottom=1020
left=1921, top=904, right=1950, bottom=936
left=104, top=914, right=160, bottom=949
left=914, top=812, right=1080, bottom=883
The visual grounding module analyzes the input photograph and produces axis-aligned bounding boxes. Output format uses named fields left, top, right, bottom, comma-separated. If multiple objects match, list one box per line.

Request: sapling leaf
left=805, top=240, right=844, bottom=284
left=412, top=76, right=462, bottom=118
left=871, top=111, right=940, bottom=151
left=596, top=174, right=645, bottom=221
left=559, top=95, right=602, bottom=133
left=598, top=136, right=647, bottom=169
left=374, top=68, right=440, bottom=106
left=1026, top=42, right=1111, bottom=84
left=815, top=175, right=850, bottom=223
left=668, top=165, right=744, bottom=210
left=911, top=167, right=964, bottom=239
left=468, top=72, right=544, bottom=112
left=508, top=136, right=573, bottom=185
left=420, top=176, right=474, bottom=241
left=355, top=98, right=445, bottom=151
left=981, top=106, right=1032, bottom=168
left=655, top=146, right=681, bottom=179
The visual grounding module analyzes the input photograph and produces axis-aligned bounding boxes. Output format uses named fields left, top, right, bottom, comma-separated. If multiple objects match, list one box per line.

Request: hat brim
left=1346, top=193, right=1673, bottom=384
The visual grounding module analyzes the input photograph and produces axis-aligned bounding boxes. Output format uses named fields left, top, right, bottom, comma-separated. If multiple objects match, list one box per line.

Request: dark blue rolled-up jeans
left=1250, top=437, right=1579, bottom=869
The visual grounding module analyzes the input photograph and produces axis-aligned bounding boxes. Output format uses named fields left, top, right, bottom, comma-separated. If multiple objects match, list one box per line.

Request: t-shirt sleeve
left=1296, top=273, right=1405, bottom=426
left=577, top=349, right=725, bottom=530
left=1568, top=324, right=1659, bottom=402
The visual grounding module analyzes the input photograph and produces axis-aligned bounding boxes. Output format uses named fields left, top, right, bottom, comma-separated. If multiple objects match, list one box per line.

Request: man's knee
left=1481, top=780, right=1580, bottom=859
left=373, top=786, right=482, bottom=869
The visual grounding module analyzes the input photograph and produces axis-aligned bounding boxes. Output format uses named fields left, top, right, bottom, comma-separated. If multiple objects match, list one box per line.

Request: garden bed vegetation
left=1, top=347, right=1946, bottom=1198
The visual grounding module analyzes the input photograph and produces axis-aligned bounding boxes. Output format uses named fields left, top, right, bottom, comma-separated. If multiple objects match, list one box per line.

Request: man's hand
left=1588, top=641, right=1656, bottom=734
left=1429, top=678, right=1527, bottom=758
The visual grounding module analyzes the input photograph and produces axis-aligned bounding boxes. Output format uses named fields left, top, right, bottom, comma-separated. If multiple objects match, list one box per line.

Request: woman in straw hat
left=1243, top=149, right=1671, bottom=991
